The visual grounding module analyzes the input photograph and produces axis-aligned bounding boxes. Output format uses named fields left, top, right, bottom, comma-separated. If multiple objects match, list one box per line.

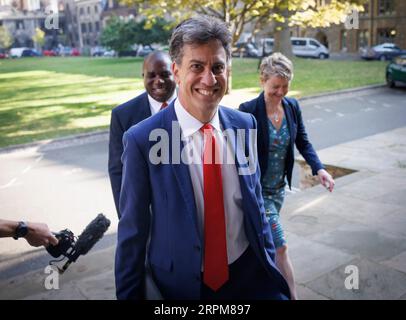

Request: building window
left=378, top=0, right=395, bottom=15
left=87, top=7, right=90, bottom=14
left=360, top=2, right=369, bottom=16
left=358, top=30, right=369, bottom=49
left=377, top=28, right=396, bottom=44
left=81, top=23, right=87, bottom=33
left=95, top=5, right=98, bottom=13
left=95, top=21, right=100, bottom=32
left=340, top=30, right=348, bottom=51
left=80, top=8, right=84, bottom=15
left=16, top=20, right=24, bottom=30
left=88, top=23, right=92, bottom=33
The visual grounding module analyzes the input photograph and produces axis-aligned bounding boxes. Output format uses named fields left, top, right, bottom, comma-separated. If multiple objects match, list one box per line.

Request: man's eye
left=191, top=64, right=203, bottom=71
left=161, top=72, right=171, bottom=78
left=213, top=65, right=225, bottom=74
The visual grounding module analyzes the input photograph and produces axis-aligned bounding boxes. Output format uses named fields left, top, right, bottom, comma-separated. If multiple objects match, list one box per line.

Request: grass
left=232, top=57, right=387, bottom=96
left=0, top=56, right=387, bottom=148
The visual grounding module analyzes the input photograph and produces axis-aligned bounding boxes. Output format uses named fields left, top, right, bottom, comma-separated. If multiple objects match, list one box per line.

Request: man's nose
left=201, top=69, right=217, bottom=86
left=154, top=77, right=165, bottom=85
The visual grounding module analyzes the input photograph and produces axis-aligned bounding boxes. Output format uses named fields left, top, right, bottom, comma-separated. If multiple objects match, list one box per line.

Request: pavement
left=1, top=88, right=406, bottom=300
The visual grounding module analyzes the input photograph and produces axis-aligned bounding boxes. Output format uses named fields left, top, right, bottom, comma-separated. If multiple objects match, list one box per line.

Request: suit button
left=195, top=274, right=200, bottom=281
left=194, top=245, right=201, bottom=252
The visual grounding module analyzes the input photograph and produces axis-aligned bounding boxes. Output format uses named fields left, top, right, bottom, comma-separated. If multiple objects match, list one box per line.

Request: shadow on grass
left=0, top=100, right=113, bottom=147
left=0, top=72, right=142, bottom=107
left=0, top=57, right=145, bottom=79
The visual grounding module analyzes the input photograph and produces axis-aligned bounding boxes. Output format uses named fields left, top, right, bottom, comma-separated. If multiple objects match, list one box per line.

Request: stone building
left=304, top=0, right=406, bottom=53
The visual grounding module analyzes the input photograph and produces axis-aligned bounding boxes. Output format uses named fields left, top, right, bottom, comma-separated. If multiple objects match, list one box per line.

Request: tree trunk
left=273, top=9, right=294, bottom=59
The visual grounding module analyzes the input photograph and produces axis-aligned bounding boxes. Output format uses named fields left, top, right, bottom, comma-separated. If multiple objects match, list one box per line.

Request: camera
left=46, top=213, right=110, bottom=274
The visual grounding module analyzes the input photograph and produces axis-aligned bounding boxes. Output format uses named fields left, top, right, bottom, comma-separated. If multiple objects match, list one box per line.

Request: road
left=0, top=86, right=405, bottom=279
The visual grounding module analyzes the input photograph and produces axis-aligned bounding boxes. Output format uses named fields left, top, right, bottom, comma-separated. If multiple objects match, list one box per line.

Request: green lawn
left=0, top=56, right=386, bottom=148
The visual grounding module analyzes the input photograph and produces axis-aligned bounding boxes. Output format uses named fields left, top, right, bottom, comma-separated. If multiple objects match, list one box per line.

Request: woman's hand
left=317, top=169, right=335, bottom=192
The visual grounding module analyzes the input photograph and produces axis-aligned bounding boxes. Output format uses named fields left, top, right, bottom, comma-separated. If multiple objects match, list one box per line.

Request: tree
left=101, top=16, right=172, bottom=55
left=0, top=26, right=13, bottom=49
left=32, top=27, right=45, bottom=50
left=120, top=0, right=367, bottom=57
left=132, top=18, right=172, bottom=46
left=101, top=17, right=134, bottom=54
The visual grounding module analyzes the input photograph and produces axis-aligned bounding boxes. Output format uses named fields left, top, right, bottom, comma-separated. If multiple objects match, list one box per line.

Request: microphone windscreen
left=74, top=213, right=111, bottom=255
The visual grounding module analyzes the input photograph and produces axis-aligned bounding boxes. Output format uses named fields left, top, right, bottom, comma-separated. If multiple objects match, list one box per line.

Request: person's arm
left=115, top=129, right=152, bottom=300
left=0, top=219, right=58, bottom=247
left=293, top=101, right=335, bottom=192
left=317, top=168, right=335, bottom=192
left=108, top=109, right=125, bottom=217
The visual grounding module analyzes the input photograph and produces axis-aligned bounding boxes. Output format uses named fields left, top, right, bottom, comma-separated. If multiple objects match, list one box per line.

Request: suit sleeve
left=108, top=109, right=124, bottom=217
left=248, top=114, right=276, bottom=262
left=115, top=130, right=151, bottom=300
left=293, top=100, right=325, bottom=175
left=238, top=103, right=247, bottom=112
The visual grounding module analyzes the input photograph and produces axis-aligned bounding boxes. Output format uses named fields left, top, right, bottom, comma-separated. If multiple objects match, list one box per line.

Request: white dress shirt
left=174, top=99, right=249, bottom=266
left=148, top=91, right=177, bottom=115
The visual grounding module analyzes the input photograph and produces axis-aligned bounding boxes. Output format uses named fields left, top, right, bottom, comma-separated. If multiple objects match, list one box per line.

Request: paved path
left=1, top=87, right=405, bottom=300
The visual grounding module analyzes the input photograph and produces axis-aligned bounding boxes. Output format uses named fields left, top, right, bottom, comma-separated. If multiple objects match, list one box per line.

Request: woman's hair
left=260, top=52, right=294, bottom=82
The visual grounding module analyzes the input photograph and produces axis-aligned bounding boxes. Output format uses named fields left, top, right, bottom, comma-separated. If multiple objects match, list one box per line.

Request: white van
left=10, top=47, right=29, bottom=58
left=291, top=37, right=329, bottom=59
left=258, top=37, right=329, bottom=59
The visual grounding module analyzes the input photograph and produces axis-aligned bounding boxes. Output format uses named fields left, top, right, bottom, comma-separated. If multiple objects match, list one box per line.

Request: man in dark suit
left=115, top=16, right=291, bottom=300
left=108, top=51, right=176, bottom=218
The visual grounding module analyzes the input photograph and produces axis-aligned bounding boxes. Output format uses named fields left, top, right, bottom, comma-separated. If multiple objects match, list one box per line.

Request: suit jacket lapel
left=163, top=102, right=200, bottom=240
left=219, top=107, right=262, bottom=232
left=140, top=92, right=152, bottom=119
left=282, top=97, right=295, bottom=151
left=257, top=92, right=269, bottom=154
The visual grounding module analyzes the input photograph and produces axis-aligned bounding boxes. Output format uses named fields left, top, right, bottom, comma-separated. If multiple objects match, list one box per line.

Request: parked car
left=137, top=45, right=155, bottom=57
left=0, top=49, right=8, bottom=59
left=21, top=48, right=41, bottom=57
left=360, top=43, right=406, bottom=61
left=91, top=46, right=106, bottom=57
left=103, top=50, right=116, bottom=57
left=43, top=49, right=57, bottom=57
left=71, top=48, right=80, bottom=56
left=118, top=50, right=138, bottom=57
left=258, top=38, right=274, bottom=57
left=232, top=42, right=260, bottom=58
left=10, top=47, right=29, bottom=58
left=386, top=55, right=406, bottom=88
left=291, top=37, right=329, bottom=59
left=257, top=37, right=329, bottom=59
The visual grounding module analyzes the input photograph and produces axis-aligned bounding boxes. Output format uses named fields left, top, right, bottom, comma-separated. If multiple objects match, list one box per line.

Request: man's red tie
left=201, top=123, right=229, bottom=291
left=160, top=102, right=168, bottom=110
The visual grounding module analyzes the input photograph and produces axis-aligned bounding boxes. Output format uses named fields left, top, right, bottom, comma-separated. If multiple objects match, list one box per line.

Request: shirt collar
left=174, top=99, right=221, bottom=139
left=147, top=91, right=177, bottom=115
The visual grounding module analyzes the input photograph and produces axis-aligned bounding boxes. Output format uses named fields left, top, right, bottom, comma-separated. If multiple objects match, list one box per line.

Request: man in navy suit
left=115, top=16, right=291, bottom=300
left=108, top=51, right=176, bottom=218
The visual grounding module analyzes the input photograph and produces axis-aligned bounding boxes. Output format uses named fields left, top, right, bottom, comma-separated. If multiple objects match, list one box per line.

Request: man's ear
left=172, top=61, right=180, bottom=85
